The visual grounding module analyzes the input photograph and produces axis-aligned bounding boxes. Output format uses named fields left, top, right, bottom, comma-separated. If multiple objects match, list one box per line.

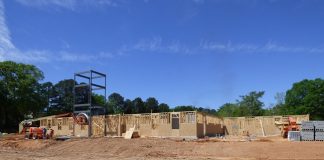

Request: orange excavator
left=281, top=117, right=299, bottom=138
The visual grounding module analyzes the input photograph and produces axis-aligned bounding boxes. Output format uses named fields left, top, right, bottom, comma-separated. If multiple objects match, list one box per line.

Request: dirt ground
left=1, top=135, right=324, bottom=160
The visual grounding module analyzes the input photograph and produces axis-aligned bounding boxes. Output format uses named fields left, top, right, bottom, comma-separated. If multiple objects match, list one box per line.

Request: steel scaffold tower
left=73, top=70, right=106, bottom=137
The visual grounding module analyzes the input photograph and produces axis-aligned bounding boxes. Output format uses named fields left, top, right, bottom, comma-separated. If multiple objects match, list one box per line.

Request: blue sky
left=1, top=0, right=324, bottom=109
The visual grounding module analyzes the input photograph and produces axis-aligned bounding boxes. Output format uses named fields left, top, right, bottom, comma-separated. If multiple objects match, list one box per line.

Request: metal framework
left=73, top=70, right=107, bottom=137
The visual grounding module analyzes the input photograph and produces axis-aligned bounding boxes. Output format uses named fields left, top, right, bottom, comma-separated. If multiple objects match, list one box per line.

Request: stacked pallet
left=315, top=121, right=324, bottom=141
left=288, top=131, right=301, bottom=141
left=301, top=121, right=315, bottom=141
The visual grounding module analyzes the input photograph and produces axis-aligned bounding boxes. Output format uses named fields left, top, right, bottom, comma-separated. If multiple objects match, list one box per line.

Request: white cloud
left=0, top=0, right=117, bottom=63
left=122, top=37, right=194, bottom=55
left=116, top=37, right=324, bottom=56
left=58, top=51, right=114, bottom=62
left=0, top=0, right=15, bottom=57
left=133, top=37, right=162, bottom=51
left=9, top=50, right=51, bottom=62
left=15, top=0, right=118, bottom=10
left=2, top=0, right=323, bottom=64
left=58, top=51, right=88, bottom=62
left=16, top=0, right=76, bottom=10
left=200, top=40, right=324, bottom=54
left=167, top=41, right=192, bottom=54
left=0, top=0, right=53, bottom=62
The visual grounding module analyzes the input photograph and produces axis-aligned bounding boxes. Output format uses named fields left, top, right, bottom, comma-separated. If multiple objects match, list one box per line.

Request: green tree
left=270, top=92, right=287, bottom=115
left=217, top=103, right=240, bottom=117
left=48, top=79, right=75, bottom=114
left=201, top=108, right=217, bottom=115
left=173, top=105, right=196, bottom=111
left=285, top=79, right=324, bottom=120
left=124, top=99, right=133, bottom=114
left=158, top=103, right=170, bottom=112
left=275, top=92, right=285, bottom=105
left=37, top=82, right=54, bottom=116
left=263, top=104, right=276, bottom=116
left=172, top=105, right=217, bottom=114
left=107, top=93, right=124, bottom=114
left=73, top=82, right=89, bottom=105
left=132, top=97, right=145, bottom=113
left=92, top=93, right=105, bottom=106
left=145, top=97, right=159, bottom=113
left=237, top=91, right=265, bottom=116
left=0, top=61, right=45, bottom=132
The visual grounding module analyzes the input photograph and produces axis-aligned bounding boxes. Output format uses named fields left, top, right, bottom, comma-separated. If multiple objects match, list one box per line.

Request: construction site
left=2, top=113, right=324, bottom=160
left=1, top=70, right=324, bottom=160
left=17, top=111, right=310, bottom=138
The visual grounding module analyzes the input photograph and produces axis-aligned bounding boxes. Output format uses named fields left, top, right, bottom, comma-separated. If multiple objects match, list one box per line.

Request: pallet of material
left=315, top=121, right=324, bottom=131
left=288, top=131, right=300, bottom=141
left=315, top=132, right=324, bottom=141
left=301, top=131, right=314, bottom=141
left=301, top=121, right=315, bottom=130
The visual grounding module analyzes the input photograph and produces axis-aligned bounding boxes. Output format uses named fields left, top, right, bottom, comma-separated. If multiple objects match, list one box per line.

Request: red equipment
left=21, top=121, right=53, bottom=139
left=281, top=117, right=299, bottom=138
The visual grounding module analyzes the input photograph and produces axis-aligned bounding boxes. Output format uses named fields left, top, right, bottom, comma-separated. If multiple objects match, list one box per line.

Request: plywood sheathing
left=37, top=116, right=74, bottom=136
left=106, top=115, right=121, bottom=136
left=196, top=112, right=224, bottom=138
left=179, top=112, right=197, bottom=137
left=92, top=115, right=105, bottom=137
left=223, top=115, right=309, bottom=136
left=27, top=112, right=309, bottom=138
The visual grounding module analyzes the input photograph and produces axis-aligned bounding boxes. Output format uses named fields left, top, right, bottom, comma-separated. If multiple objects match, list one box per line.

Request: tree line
left=1, top=61, right=324, bottom=132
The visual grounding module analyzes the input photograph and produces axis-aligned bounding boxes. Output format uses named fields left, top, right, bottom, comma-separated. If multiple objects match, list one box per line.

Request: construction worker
left=42, top=128, right=47, bottom=139
left=48, top=129, right=54, bottom=139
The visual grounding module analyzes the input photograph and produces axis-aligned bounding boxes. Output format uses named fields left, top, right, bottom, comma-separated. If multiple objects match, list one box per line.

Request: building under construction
left=19, top=112, right=309, bottom=138
left=19, top=70, right=309, bottom=138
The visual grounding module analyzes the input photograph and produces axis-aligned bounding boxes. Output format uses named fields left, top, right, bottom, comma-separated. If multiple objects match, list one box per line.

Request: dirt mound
left=1, top=136, right=324, bottom=159
left=256, top=138, right=272, bottom=142
left=0, top=134, right=25, bottom=140
left=0, top=134, right=59, bottom=150
left=0, top=139, right=58, bottom=150
left=146, top=151, right=177, bottom=158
